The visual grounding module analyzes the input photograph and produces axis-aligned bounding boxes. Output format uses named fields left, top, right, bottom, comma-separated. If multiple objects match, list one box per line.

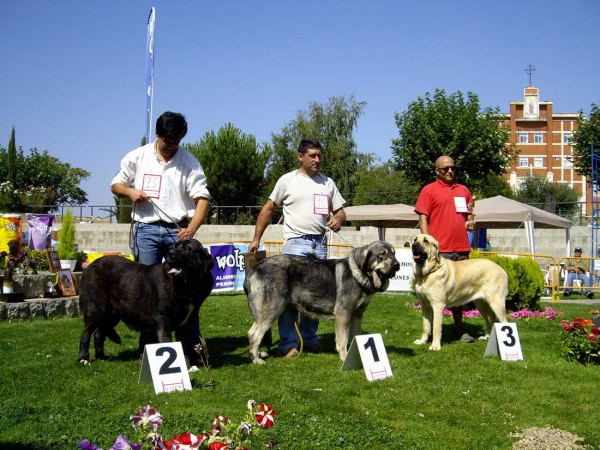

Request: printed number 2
left=363, top=337, right=380, bottom=362
left=501, top=325, right=516, bottom=347
left=156, top=347, right=182, bottom=375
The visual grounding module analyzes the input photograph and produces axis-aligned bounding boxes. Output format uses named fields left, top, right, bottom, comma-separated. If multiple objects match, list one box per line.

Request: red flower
left=587, top=333, right=597, bottom=343
left=591, top=327, right=600, bottom=335
left=254, top=403, right=276, bottom=428
left=208, top=443, right=228, bottom=450
left=169, top=432, right=204, bottom=449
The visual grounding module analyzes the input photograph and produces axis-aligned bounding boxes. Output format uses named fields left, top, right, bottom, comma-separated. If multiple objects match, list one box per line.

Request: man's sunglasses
left=437, top=165, right=457, bottom=173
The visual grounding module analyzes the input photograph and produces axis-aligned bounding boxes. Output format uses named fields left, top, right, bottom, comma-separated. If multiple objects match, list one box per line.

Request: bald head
left=435, top=155, right=454, bottom=168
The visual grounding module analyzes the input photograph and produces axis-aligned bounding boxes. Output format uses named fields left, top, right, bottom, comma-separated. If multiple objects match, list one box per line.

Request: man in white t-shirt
left=249, top=138, right=346, bottom=358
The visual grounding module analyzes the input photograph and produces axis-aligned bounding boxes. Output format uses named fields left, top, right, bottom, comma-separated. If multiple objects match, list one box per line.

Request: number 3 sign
left=341, top=334, right=393, bottom=381
left=138, top=342, right=192, bottom=394
left=484, top=323, right=524, bottom=361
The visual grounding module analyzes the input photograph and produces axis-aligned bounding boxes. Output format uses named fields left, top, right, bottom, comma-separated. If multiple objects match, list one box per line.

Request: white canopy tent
left=344, top=197, right=572, bottom=255
left=474, top=196, right=572, bottom=255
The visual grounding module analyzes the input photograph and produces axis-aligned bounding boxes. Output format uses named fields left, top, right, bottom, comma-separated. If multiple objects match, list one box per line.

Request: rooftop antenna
left=525, top=64, right=536, bottom=86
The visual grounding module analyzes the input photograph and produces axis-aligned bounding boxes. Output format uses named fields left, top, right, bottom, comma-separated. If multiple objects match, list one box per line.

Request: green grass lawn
left=0, top=294, right=599, bottom=449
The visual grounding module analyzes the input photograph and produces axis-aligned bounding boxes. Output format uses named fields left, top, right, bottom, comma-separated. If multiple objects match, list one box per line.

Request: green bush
left=57, top=207, right=78, bottom=260
left=24, top=249, right=50, bottom=272
left=471, top=251, right=543, bottom=311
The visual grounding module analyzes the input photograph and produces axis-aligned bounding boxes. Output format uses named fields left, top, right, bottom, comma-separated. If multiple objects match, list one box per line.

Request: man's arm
left=327, top=207, right=346, bottom=232
left=178, top=197, right=210, bottom=240
left=418, top=213, right=429, bottom=235
left=111, top=183, right=148, bottom=203
left=248, top=200, right=278, bottom=253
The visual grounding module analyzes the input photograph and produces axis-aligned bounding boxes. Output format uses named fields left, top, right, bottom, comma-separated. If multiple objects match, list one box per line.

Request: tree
left=571, top=102, right=600, bottom=181
left=186, top=124, right=270, bottom=223
left=352, top=162, right=420, bottom=206
left=265, top=95, right=367, bottom=203
left=471, top=173, right=515, bottom=201
left=7, top=126, right=17, bottom=187
left=513, top=174, right=580, bottom=217
left=0, top=146, right=90, bottom=212
left=392, top=89, right=516, bottom=191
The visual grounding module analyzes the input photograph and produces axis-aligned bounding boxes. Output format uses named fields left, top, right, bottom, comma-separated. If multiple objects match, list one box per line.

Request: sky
left=1, top=0, right=599, bottom=212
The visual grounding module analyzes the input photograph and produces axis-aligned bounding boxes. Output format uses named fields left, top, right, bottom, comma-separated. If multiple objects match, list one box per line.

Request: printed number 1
left=156, top=347, right=182, bottom=375
left=501, top=325, right=516, bottom=347
left=363, top=337, right=380, bottom=362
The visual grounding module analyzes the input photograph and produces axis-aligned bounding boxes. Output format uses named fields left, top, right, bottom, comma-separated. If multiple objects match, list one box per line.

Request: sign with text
left=341, top=333, right=393, bottom=381
left=387, top=249, right=413, bottom=292
left=139, top=342, right=191, bottom=394
left=484, top=323, right=523, bottom=361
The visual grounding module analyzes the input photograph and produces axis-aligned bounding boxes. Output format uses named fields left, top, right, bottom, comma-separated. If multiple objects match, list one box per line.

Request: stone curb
left=0, top=296, right=81, bottom=321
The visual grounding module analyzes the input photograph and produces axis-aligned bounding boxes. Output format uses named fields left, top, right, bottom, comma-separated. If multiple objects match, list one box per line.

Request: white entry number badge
left=454, top=196, right=468, bottom=213
left=142, top=174, right=161, bottom=198
left=314, top=194, right=330, bottom=215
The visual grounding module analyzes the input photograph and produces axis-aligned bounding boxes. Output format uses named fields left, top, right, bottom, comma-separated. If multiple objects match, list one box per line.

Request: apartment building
left=501, top=85, right=588, bottom=213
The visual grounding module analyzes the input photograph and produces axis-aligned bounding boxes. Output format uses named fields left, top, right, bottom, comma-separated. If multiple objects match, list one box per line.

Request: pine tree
left=7, top=126, right=17, bottom=187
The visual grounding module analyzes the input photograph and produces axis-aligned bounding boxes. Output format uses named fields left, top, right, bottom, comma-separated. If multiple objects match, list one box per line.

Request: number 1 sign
left=341, top=334, right=393, bottom=381
left=139, top=342, right=192, bottom=394
left=484, top=323, right=524, bottom=361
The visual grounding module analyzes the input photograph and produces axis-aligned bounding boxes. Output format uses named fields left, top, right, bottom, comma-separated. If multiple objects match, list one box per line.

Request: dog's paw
left=428, top=344, right=441, bottom=351
left=414, top=339, right=428, bottom=346
left=249, top=353, right=266, bottom=365
left=79, top=359, right=91, bottom=365
left=258, top=351, right=269, bottom=359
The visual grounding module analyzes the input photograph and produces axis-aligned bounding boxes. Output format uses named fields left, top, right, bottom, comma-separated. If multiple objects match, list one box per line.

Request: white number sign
left=341, top=334, right=393, bottom=381
left=484, top=323, right=523, bottom=361
left=138, top=342, right=192, bottom=394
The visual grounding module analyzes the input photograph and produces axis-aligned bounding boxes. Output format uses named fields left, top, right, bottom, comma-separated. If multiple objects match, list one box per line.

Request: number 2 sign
left=484, top=323, right=524, bottom=361
left=138, top=342, right=192, bottom=394
left=341, top=334, right=393, bottom=381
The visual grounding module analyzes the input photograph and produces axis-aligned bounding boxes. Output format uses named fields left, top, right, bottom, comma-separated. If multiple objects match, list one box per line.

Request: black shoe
left=563, top=290, right=571, bottom=297
left=586, top=291, right=594, bottom=299
left=305, top=344, right=323, bottom=354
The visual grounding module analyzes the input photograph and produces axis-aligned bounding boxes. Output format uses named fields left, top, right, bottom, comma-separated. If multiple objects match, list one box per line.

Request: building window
left=519, top=157, right=528, bottom=168
left=518, top=132, right=528, bottom=144
left=563, top=132, right=573, bottom=144
left=564, top=157, right=573, bottom=168
left=534, top=157, right=543, bottom=168
left=534, top=132, right=543, bottom=143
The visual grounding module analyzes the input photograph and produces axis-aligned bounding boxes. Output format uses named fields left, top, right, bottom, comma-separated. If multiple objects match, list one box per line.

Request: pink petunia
left=254, top=403, right=276, bottom=428
left=130, top=405, right=163, bottom=432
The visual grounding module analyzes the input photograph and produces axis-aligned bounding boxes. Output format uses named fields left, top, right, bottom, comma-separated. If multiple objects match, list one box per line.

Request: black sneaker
left=563, top=290, right=571, bottom=297
left=586, top=291, right=594, bottom=299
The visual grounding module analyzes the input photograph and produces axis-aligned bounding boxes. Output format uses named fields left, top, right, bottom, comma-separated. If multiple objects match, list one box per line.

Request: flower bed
left=78, top=401, right=277, bottom=450
left=559, top=309, right=600, bottom=364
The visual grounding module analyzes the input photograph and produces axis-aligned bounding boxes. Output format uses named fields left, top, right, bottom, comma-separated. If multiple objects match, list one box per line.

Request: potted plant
left=57, top=207, right=78, bottom=271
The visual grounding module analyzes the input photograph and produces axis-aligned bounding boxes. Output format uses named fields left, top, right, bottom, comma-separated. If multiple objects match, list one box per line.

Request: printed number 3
left=364, top=337, right=380, bottom=362
left=156, top=347, right=181, bottom=375
left=501, top=325, right=516, bottom=347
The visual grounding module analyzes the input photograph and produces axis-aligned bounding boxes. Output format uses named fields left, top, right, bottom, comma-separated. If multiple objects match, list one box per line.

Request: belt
left=143, top=219, right=189, bottom=228
left=298, top=234, right=326, bottom=240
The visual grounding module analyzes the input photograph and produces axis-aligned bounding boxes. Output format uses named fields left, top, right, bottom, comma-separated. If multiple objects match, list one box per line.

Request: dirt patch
left=511, top=426, right=591, bottom=449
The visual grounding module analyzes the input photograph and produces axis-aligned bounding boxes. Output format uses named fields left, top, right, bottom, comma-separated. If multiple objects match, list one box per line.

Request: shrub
left=470, top=251, right=543, bottom=311
left=57, top=207, right=78, bottom=260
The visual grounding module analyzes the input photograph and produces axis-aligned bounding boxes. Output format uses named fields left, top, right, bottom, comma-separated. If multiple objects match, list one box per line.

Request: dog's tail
left=104, top=327, right=122, bottom=344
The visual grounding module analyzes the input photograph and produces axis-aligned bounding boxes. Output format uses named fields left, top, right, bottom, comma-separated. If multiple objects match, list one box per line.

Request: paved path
left=541, top=297, right=600, bottom=305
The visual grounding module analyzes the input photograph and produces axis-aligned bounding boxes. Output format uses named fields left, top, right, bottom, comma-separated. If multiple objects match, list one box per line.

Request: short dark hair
left=298, top=138, right=323, bottom=155
left=156, top=111, right=188, bottom=142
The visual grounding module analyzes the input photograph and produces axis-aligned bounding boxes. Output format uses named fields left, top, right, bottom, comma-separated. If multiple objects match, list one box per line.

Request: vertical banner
left=145, top=7, right=156, bottom=144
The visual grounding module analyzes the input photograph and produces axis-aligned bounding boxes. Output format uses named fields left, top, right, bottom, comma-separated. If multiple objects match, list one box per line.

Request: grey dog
left=244, top=241, right=400, bottom=364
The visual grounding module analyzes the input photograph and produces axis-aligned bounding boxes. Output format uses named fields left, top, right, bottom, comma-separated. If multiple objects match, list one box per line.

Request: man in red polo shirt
left=414, top=155, right=475, bottom=343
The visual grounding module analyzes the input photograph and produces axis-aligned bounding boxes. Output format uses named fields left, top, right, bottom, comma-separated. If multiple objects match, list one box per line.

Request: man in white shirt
left=249, top=138, right=346, bottom=358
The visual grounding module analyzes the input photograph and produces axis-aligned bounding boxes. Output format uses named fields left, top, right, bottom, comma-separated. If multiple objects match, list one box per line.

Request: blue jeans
left=278, top=235, right=327, bottom=352
left=132, top=222, right=201, bottom=362
left=565, top=272, right=592, bottom=290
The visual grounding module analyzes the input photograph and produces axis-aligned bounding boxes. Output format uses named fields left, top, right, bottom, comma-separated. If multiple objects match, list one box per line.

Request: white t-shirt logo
left=314, top=194, right=330, bottom=215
